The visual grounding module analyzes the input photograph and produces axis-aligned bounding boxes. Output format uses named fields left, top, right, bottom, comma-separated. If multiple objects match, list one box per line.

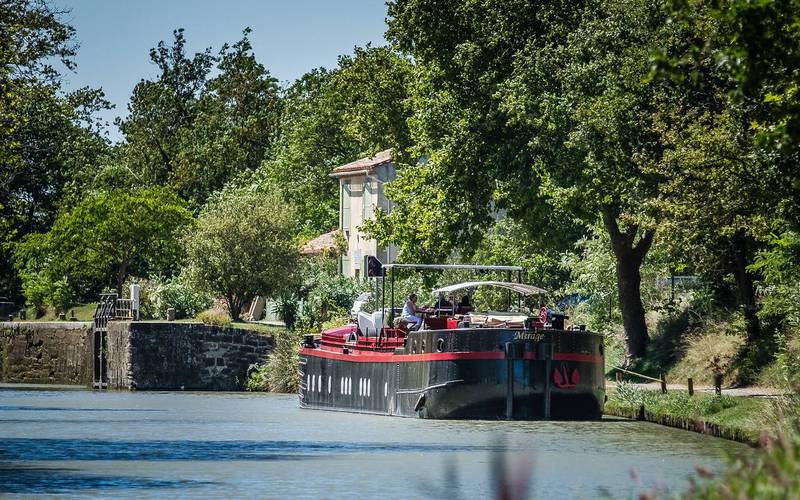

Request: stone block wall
left=106, top=321, right=274, bottom=391
left=0, top=322, right=93, bottom=385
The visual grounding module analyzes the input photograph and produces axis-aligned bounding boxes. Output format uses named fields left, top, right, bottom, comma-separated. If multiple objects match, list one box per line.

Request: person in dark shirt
left=436, top=294, right=457, bottom=315
left=458, top=294, right=472, bottom=314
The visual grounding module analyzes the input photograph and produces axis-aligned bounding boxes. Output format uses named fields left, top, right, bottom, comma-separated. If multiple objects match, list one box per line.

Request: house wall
left=339, top=163, right=397, bottom=278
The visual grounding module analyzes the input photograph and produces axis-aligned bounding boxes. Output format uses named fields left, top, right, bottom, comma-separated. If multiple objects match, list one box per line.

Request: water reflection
left=0, top=438, right=493, bottom=461
left=0, top=465, right=217, bottom=494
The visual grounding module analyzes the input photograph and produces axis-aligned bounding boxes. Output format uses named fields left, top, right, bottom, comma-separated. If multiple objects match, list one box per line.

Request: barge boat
left=299, top=264, right=605, bottom=420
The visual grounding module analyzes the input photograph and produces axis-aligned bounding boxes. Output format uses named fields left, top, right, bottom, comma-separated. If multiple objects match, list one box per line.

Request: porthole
left=412, top=340, right=417, bottom=353
left=328, top=376, right=332, bottom=394
left=384, top=381, right=388, bottom=397
left=437, top=338, right=445, bottom=352
left=421, top=340, right=426, bottom=353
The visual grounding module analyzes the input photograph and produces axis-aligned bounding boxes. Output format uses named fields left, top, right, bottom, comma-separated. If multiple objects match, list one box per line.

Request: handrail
left=612, top=366, right=663, bottom=384
left=383, top=263, right=524, bottom=271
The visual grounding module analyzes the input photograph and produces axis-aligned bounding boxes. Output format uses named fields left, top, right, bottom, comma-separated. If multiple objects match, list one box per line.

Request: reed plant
left=245, top=329, right=301, bottom=393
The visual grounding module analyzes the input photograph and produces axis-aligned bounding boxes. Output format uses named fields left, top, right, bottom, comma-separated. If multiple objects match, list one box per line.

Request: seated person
left=458, top=294, right=473, bottom=314
left=402, top=293, right=423, bottom=330
left=435, top=294, right=457, bottom=315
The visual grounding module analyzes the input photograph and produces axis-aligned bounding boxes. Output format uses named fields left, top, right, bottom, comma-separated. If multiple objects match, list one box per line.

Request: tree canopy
left=183, top=187, right=299, bottom=321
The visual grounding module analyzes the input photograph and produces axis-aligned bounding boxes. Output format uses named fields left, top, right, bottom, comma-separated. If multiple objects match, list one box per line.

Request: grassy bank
left=19, top=303, right=96, bottom=322
left=605, top=383, right=773, bottom=445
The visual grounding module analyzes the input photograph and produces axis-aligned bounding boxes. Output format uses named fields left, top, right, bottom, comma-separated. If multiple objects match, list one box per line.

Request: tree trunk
left=227, top=294, right=242, bottom=322
left=602, top=210, right=655, bottom=365
left=731, top=232, right=761, bottom=343
left=116, top=262, right=128, bottom=298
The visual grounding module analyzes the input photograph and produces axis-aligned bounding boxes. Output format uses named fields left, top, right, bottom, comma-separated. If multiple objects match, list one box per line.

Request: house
left=329, top=149, right=398, bottom=278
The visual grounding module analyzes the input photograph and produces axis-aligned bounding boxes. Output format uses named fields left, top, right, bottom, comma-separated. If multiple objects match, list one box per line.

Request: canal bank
left=0, top=321, right=273, bottom=391
left=603, top=382, right=775, bottom=445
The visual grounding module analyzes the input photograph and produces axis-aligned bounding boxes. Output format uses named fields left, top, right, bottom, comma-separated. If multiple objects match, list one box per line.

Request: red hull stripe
left=300, top=347, right=602, bottom=364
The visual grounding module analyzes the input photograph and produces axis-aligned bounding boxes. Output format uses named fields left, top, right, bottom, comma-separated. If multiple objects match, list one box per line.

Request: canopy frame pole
left=381, top=272, right=385, bottom=343
left=390, top=269, right=395, bottom=327
left=506, top=270, right=512, bottom=310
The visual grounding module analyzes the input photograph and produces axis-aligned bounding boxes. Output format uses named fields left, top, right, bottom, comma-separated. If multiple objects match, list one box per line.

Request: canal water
left=0, top=388, right=746, bottom=498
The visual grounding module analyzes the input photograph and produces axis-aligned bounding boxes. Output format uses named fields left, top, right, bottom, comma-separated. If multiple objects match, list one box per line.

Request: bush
left=131, top=276, right=213, bottom=320
left=321, top=314, right=350, bottom=331
left=272, top=292, right=299, bottom=330
left=245, top=330, right=300, bottom=393
left=196, top=309, right=231, bottom=327
left=683, top=427, right=800, bottom=499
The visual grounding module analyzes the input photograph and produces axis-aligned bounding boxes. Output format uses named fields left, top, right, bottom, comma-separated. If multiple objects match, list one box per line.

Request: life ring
left=539, top=306, right=548, bottom=324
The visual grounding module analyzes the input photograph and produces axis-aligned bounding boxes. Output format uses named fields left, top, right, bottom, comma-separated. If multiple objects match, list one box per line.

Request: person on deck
left=458, top=294, right=472, bottom=314
left=402, top=294, right=423, bottom=330
left=435, top=294, right=457, bottom=313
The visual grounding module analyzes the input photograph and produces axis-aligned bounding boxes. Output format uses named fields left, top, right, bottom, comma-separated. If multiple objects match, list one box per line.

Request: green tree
left=15, top=187, right=192, bottom=305
left=118, top=28, right=280, bottom=208
left=258, top=45, right=412, bottom=237
left=0, top=0, right=110, bottom=300
left=648, top=2, right=800, bottom=362
left=183, top=187, right=299, bottom=321
left=116, top=28, right=214, bottom=190
left=382, top=0, right=676, bottom=360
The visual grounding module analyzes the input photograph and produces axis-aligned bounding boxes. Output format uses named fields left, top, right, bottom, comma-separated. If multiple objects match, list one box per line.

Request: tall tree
left=118, top=28, right=280, bottom=208
left=382, top=0, right=675, bottom=360
left=117, top=29, right=214, bottom=190
left=15, top=187, right=191, bottom=306
left=649, top=1, right=800, bottom=363
left=0, top=0, right=110, bottom=300
left=258, top=45, right=413, bottom=237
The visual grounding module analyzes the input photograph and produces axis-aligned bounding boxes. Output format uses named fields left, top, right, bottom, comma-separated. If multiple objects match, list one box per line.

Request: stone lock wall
left=0, top=321, right=93, bottom=385
left=106, top=321, right=274, bottom=391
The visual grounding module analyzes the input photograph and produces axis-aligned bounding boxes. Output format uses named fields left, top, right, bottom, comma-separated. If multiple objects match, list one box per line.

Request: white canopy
left=432, top=280, right=547, bottom=296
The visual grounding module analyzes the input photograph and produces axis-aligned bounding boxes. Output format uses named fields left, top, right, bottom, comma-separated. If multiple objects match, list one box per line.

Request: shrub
left=131, top=276, right=212, bottom=320
left=272, top=292, right=299, bottom=330
left=245, top=330, right=300, bottom=393
left=245, top=362, right=269, bottom=392
left=196, top=309, right=231, bottom=327
left=683, top=427, right=800, bottom=499
left=321, top=314, right=350, bottom=331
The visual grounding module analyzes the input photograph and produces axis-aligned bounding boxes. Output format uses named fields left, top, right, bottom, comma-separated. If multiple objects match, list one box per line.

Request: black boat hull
left=299, top=328, right=605, bottom=420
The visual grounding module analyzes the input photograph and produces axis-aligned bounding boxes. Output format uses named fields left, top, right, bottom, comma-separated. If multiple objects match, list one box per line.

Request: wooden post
left=660, top=373, right=667, bottom=394
left=616, top=371, right=623, bottom=383
left=687, top=378, right=694, bottom=396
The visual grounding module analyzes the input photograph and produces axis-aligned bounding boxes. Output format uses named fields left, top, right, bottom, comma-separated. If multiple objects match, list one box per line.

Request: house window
left=362, top=180, right=373, bottom=221
left=342, top=180, right=351, bottom=231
